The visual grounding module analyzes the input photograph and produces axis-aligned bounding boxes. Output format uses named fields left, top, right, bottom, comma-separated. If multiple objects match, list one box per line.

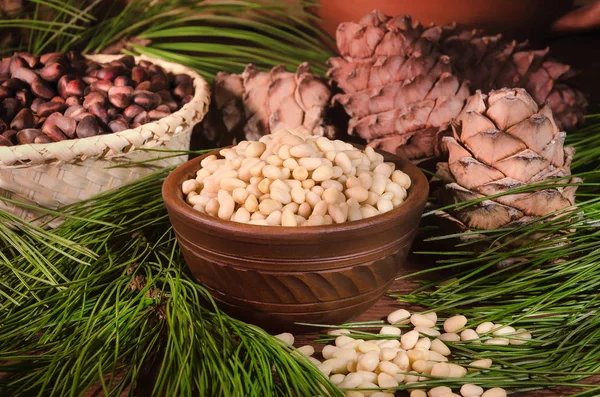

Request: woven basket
left=0, top=54, right=210, bottom=227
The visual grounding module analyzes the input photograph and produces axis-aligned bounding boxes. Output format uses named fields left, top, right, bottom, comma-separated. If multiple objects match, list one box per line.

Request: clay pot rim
left=162, top=145, right=429, bottom=240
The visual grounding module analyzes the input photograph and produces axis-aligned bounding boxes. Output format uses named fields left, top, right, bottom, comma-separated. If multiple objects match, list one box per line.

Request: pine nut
left=346, top=176, right=361, bottom=188
left=258, top=199, right=282, bottom=215
left=428, top=351, right=449, bottom=362
left=392, top=351, right=409, bottom=369
left=292, top=166, right=308, bottom=181
left=298, top=202, right=311, bottom=218
left=411, top=314, right=437, bottom=328
left=379, top=348, right=398, bottom=362
left=391, top=169, right=411, bottom=188
left=439, top=333, right=461, bottom=342
left=371, top=173, right=387, bottom=195
left=245, top=141, right=266, bottom=157
left=270, top=187, right=292, bottom=205
left=475, top=322, right=495, bottom=334
left=468, top=359, right=492, bottom=371
left=297, top=345, right=314, bottom=356
left=335, top=335, right=354, bottom=347
left=301, top=178, right=315, bottom=189
left=329, top=204, right=347, bottom=224
left=407, top=349, right=428, bottom=363
left=401, top=330, right=420, bottom=350
left=356, top=351, right=379, bottom=372
left=388, top=308, right=411, bottom=325
left=312, top=200, right=328, bottom=217
left=415, top=337, right=431, bottom=350
left=333, top=347, right=357, bottom=362
left=233, top=207, right=250, bottom=223
left=346, top=186, right=369, bottom=202
left=481, top=388, right=507, bottom=397
left=379, top=325, right=402, bottom=336
left=298, top=157, right=322, bottom=171
left=329, top=373, right=345, bottom=386
left=379, top=339, right=400, bottom=349
left=324, top=358, right=348, bottom=374
left=339, top=371, right=363, bottom=388
left=348, top=207, right=362, bottom=221
left=448, top=363, right=467, bottom=378
left=312, top=165, right=334, bottom=181
left=244, top=194, right=259, bottom=212
left=322, top=187, right=339, bottom=204
left=262, top=165, right=282, bottom=180
left=182, top=179, right=198, bottom=195
left=290, top=143, right=314, bottom=158
left=281, top=208, right=297, bottom=227
left=358, top=341, right=380, bottom=353
left=377, top=372, right=398, bottom=388
left=206, top=198, right=219, bottom=216
left=282, top=157, right=298, bottom=170
left=460, top=384, right=484, bottom=397
left=485, top=338, right=509, bottom=345
left=265, top=210, right=282, bottom=226
left=429, top=339, right=450, bottom=356
left=377, top=198, right=394, bottom=213
left=509, top=329, right=532, bottom=345
left=460, top=329, right=479, bottom=342
left=443, top=315, right=468, bottom=333
left=429, top=386, right=452, bottom=397
left=492, top=324, right=516, bottom=336
left=431, top=362, right=450, bottom=377
left=322, top=345, right=338, bottom=359
left=274, top=332, right=294, bottom=345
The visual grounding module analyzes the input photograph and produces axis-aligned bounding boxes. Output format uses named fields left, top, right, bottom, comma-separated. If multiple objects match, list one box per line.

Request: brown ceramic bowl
left=162, top=147, right=429, bottom=332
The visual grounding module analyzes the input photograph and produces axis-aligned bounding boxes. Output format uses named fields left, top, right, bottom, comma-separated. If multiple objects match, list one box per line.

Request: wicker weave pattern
left=0, top=54, right=210, bottom=226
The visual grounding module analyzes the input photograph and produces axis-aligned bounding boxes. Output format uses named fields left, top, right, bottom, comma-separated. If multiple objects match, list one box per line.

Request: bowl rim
left=162, top=144, right=429, bottom=239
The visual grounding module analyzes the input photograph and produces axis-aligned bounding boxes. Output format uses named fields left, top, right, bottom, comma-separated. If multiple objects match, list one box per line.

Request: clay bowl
left=162, top=146, right=429, bottom=332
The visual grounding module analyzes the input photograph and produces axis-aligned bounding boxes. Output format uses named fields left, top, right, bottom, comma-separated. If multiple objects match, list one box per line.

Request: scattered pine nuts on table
left=275, top=308, right=531, bottom=397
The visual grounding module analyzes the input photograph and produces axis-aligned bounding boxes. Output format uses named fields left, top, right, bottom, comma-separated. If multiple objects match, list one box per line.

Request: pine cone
left=436, top=88, right=580, bottom=231
left=328, top=11, right=587, bottom=161
left=328, top=11, right=470, bottom=160
left=439, top=27, right=587, bottom=131
left=200, top=63, right=333, bottom=147
left=0, top=0, right=21, bottom=16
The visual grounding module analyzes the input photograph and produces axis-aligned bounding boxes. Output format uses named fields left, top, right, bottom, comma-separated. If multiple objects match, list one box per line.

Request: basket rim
left=0, top=54, right=210, bottom=168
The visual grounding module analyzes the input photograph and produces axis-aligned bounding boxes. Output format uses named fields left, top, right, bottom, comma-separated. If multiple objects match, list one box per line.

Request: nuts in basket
left=0, top=51, right=194, bottom=146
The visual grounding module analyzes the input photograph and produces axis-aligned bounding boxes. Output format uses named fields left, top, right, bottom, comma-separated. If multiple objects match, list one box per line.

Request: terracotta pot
left=162, top=146, right=429, bottom=332
left=314, top=0, right=574, bottom=40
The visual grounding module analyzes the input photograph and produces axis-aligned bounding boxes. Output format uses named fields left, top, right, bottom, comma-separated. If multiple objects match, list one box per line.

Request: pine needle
left=0, top=168, right=341, bottom=396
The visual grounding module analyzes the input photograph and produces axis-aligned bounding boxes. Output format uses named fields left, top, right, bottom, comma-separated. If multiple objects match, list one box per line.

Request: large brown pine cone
left=328, top=11, right=470, bottom=160
left=328, top=11, right=587, bottom=161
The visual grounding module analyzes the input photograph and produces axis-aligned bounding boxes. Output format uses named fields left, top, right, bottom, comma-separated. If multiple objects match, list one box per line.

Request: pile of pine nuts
left=182, top=128, right=411, bottom=226
left=275, top=308, right=531, bottom=397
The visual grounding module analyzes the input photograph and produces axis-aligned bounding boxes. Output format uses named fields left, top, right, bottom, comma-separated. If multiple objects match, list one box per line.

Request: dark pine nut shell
left=16, top=128, right=42, bottom=144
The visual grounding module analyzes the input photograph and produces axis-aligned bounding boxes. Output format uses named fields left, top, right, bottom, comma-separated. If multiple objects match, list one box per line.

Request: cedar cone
left=328, top=11, right=587, bottom=161
left=436, top=88, right=580, bottom=231
left=200, top=63, right=333, bottom=147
